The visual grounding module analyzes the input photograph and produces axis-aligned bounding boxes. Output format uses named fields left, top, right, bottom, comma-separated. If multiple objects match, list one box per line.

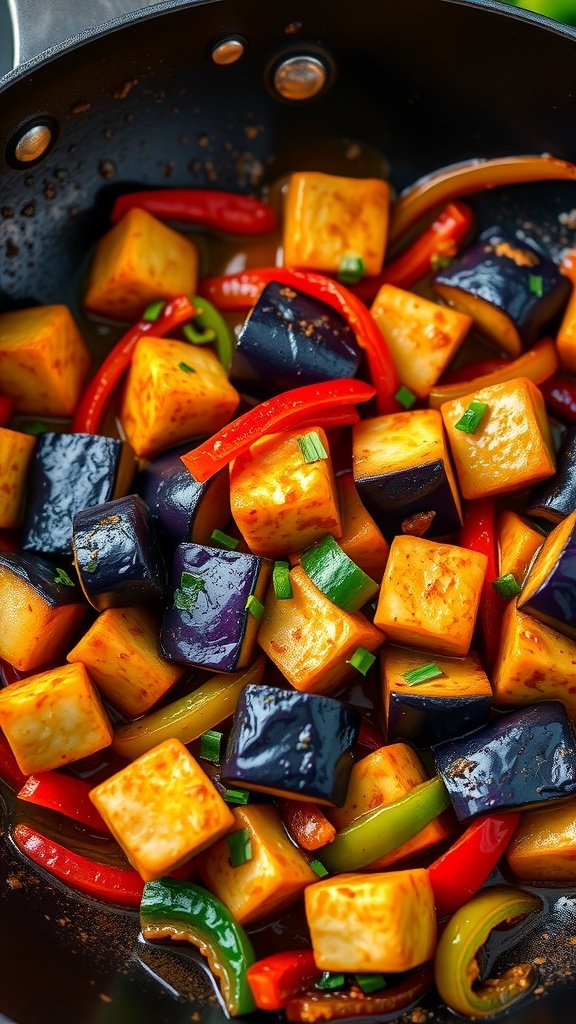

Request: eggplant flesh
left=355, top=462, right=462, bottom=538
left=387, top=692, right=492, bottom=746
left=527, top=425, right=576, bottom=524
left=518, top=510, right=576, bottom=638
left=0, top=551, right=82, bottom=606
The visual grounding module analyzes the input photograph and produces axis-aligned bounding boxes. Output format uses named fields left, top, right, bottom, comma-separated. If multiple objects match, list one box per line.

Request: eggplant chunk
left=434, top=227, right=571, bottom=354
left=518, top=508, right=576, bottom=638
left=433, top=701, right=576, bottom=821
left=527, top=425, right=576, bottom=523
left=222, top=683, right=360, bottom=806
left=230, top=281, right=360, bottom=397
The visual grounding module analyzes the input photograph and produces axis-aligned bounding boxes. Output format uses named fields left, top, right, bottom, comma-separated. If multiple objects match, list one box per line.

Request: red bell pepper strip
left=17, top=773, right=110, bottom=834
left=460, top=499, right=501, bottom=670
left=285, top=962, right=434, bottom=1022
left=111, top=189, right=277, bottom=236
left=428, top=812, right=521, bottom=918
left=540, top=374, right=576, bottom=424
left=0, top=395, right=14, bottom=427
left=181, top=379, right=376, bottom=483
left=428, top=337, right=558, bottom=409
left=351, top=201, right=474, bottom=303
left=0, top=733, right=28, bottom=791
left=71, top=295, right=195, bottom=434
left=12, top=823, right=145, bottom=907
left=247, top=951, right=321, bottom=1011
left=440, top=357, right=510, bottom=386
left=279, top=801, right=336, bottom=852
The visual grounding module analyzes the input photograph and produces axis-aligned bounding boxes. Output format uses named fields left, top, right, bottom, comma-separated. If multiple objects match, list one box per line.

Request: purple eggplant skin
left=355, top=463, right=461, bottom=539
left=518, top=515, right=576, bottom=638
left=223, top=683, right=360, bottom=806
left=22, top=433, right=132, bottom=556
left=434, top=227, right=571, bottom=346
left=433, top=701, right=576, bottom=822
left=527, top=426, right=576, bottom=524
left=229, top=281, right=360, bottom=398
left=160, top=543, right=268, bottom=672
left=72, top=495, right=166, bottom=611
left=0, top=551, right=83, bottom=607
left=386, top=692, right=492, bottom=746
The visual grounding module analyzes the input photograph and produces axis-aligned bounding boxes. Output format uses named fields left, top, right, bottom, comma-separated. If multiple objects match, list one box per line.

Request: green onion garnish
left=178, top=361, right=196, bottom=374
left=228, top=828, right=252, bottom=867
left=297, top=431, right=328, bottom=464
left=245, top=594, right=265, bottom=620
left=354, top=973, right=387, bottom=994
left=492, top=573, right=523, bottom=599
left=181, top=571, right=205, bottom=593
left=84, top=556, right=98, bottom=574
left=315, top=973, right=346, bottom=991
left=529, top=274, right=544, bottom=297
left=402, top=663, right=444, bottom=686
left=199, top=730, right=223, bottom=764
left=273, top=560, right=293, bottom=600
left=210, top=529, right=239, bottom=550
left=22, top=421, right=48, bottom=435
left=173, top=572, right=205, bottom=611
left=143, top=299, right=165, bottom=321
left=430, top=253, right=453, bottom=272
left=309, top=859, right=329, bottom=878
left=338, top=253, right=365, bottom=285
left=346, top=647, right=376, bottom=676
left=394, top=384, right=417, bottom=409
left=54, top=568, right=75, bottom=587
left=455, top=400, right=488, bottom=434
left=224, top=787, right=250, bottom=806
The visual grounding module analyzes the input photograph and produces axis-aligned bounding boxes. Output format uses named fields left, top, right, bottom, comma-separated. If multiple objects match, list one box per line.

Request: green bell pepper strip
left=140, top=878, right=256, bottom=1017
left=434, top=885, right=542, bottom=1018
left=319, top=776, right=450, bottom=873
left=184, top=295, right=234, bottom=371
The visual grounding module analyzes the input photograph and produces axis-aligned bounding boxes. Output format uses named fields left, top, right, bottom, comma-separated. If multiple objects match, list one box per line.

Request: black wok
left=1, top=1, right=576, bottom=1022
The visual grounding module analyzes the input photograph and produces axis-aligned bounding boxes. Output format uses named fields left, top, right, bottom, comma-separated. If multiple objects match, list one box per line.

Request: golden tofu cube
left=67, top=606, right=184, bottom=718
left=197, top=804, right=316, bottom=925
left=90, top=738, right=234, bottom=881
left=374, top=536, right=486, bottom=656
left=441, top=377, right=555, bottom=500
left=506, top=798, right=576, bottom=884
left=259, top=565, right=384, bottom=694
left=84, top=207, right=199, bottom=321
left=497, top=510, right=543, bottom=584
left=0, top=428, right=36, bottom=528
left=0, top=663, right=112, bottom=774
left=284, top=172, right=389, bottom=276
left=305, top=869, right=436, bottom=972
left=230, top=427, right=341, bottom=558
left=120, top=336, right=240, bottom=458
left=0, top=305, right=90, bottom=415
left=337, top=470, right=389, bottom=581
left=371, top=285, right=471, bottom=398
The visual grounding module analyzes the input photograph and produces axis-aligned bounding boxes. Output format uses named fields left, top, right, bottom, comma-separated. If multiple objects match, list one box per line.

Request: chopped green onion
left=455, top=400, right=488, bottom=434
left=492, top=573, right=523, bottom=599
left=183, top=321, right=217, bottom=345
left=181, top=571, right=205, bottom=593
left=529, top=273, right=544, bottom=297
left=297, top=431, right=328, bottom=464
left=173, top=589, right=196, bottom=612
left=228, top=828, right=252, bottom=867
left=394, top=384, right=417, bottom=409
left=178, top=361, right=196, bottom=373
left=245, top=594, right=265, bottom=620
left=21, top=421, right=49, bottom=435
left=199, top=730, right=223, bottom=764
left=402, top=662, right=444, bottom=686
left=210, top=529, right=239, bottom=550
left=224, top=787, right=250, bottom=806
left=315, top=973, right=346, bottom=991
left=300, top=534, right=378, bottom=613
left=273, top=560, right=293, bottom=600
left=143, top=299, right=165, bottom=321
left=54, top=568, right=75, bottom=587
left=430, top=253, right=453, bottom=272
left=309, top=859, right=329, bottom=878
left=84, top=556, right=98, bottom=574
left=338, top=253, right=365, bottom=285
left=354, top=973, right=387, bottom=994
left=346, top=647, right=376, bottom=676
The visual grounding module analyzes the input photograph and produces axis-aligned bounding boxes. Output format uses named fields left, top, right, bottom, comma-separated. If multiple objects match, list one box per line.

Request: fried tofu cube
left=441, top=377, right=555, bottom=500
left=67, top=606, right=184, bottom=718
left=497, top=510, right=543, bottom=584
left=230, top=427, right=341, bottom=558
left=374, top=536, right=486, bottom=656
left=197, top=804, right=316, bottom=925
left=370, top=285, right=472, bottom=399
left=0, top=305, right=90, bottom=415
left=0, top=428, right=36, bottom=528
left=120, top=336, right=240, bottom=458
left=506, top=798, right=576, bottom=884
left=337, top=470, right=389, bottom=581
left=284, top=172, right=389, bottom=276
left=305, top=869, right=437, bottom=972
left=84, top=207, right=198, bottom=321
left=0, top=663, right=112, bottom=774
left=90, top=738, right=234, bottom=881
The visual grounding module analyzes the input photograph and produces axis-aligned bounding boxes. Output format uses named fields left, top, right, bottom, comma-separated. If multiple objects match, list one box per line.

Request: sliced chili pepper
left=540, top=373, right=576, bottom=423
left=71, top=294, right=195, bottom=434
left=428, top=812, right=521, bottom=918
left=434, top=886, right=541, bottom=1018
left=356, top=720, right=385, bottom=753
left=279, top=801, right=336, bottom=852
left=0, top=395, right=15, bottom=427
left=247, top=950, right=321, bottom=1011
left=428, top=337, right=557, bottom=408
left=110, top=189, right=277, bottom=236
left=440, top=357, right=510, bottom=385
left=17, top=772, right=110, bottom=834
left=13, top=823, right=145, bottom=907
left=286, top=962, right=434, bottom=1022
left=181, top=379, right=376, bottom=484
left=186, top=294, right=234, bottom=370
left=460, top=498, right=501, bottom=670
left=0, top=733, right=28, bottom=790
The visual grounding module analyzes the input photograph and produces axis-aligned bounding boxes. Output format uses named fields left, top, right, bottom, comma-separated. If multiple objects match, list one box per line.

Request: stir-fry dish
left=2, top=154, right=576, bottom=1022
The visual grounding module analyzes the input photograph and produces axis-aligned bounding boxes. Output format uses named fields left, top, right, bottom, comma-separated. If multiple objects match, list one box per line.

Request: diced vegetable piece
left=230, top=281, right=360, bottom=397
left=506, top=798, right=576, bottom=884
left=0, top=662, right=112, bottom=774
left=441, top=377, right=555, bottom=500
left=433, top=227, right=571, bottom=354
left=0, top=305, right=90, bottom=415
left=279, top=800, right=336, bottom=852
left=229, top=426, right=341, bottom=558
left=258, top=565, right=383, bottom=695
left=518, top=508, right=576, bottom=637
left=433, top=700, right=576, bottom=821
left=374, top=536, right=486, bottom=656
left=337, top=471, right=389, bottom=581
left=0, top=428, right=36, bottom=528
left=370, top=284, right=471, bottom=398
left=305, top=870, right=436, bottom=972
left=352, top=410, right=462, bottom=538
left=527, top=425, right=576, bottom=523
left=72, top=494, right=166, bottom=610
left=429, top=813, right=521, bottom=918
left=21, top=432, right=134, bottom=556
left=428, top=337, right=558, bottom=410
left=382, top=645, right=492, bottom=744
left=0, top=552, right=86, bottom=671
left=67, top=606, right=183, bottom=717
left=161, top=543, right=271, bottom=672
left=197, top=804, right=315, bottom=925
left=557, top=284, right=576, bottom=374
left=222, top=683, right=359, bottom=806
left=283, top=172, right=389, bottom=276
left=299, top=534, right=378, bottom=613
left=327, top=744, right=452, bottom=869
left=120, top=336, right=240, bottom=459
left=247, top=950, right=321, bottom=1012
left=84, top=207, right=199, bottom=321
left=90, top=738, right=234, bottom=880
left=497, top=510, right=543, bottom=583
